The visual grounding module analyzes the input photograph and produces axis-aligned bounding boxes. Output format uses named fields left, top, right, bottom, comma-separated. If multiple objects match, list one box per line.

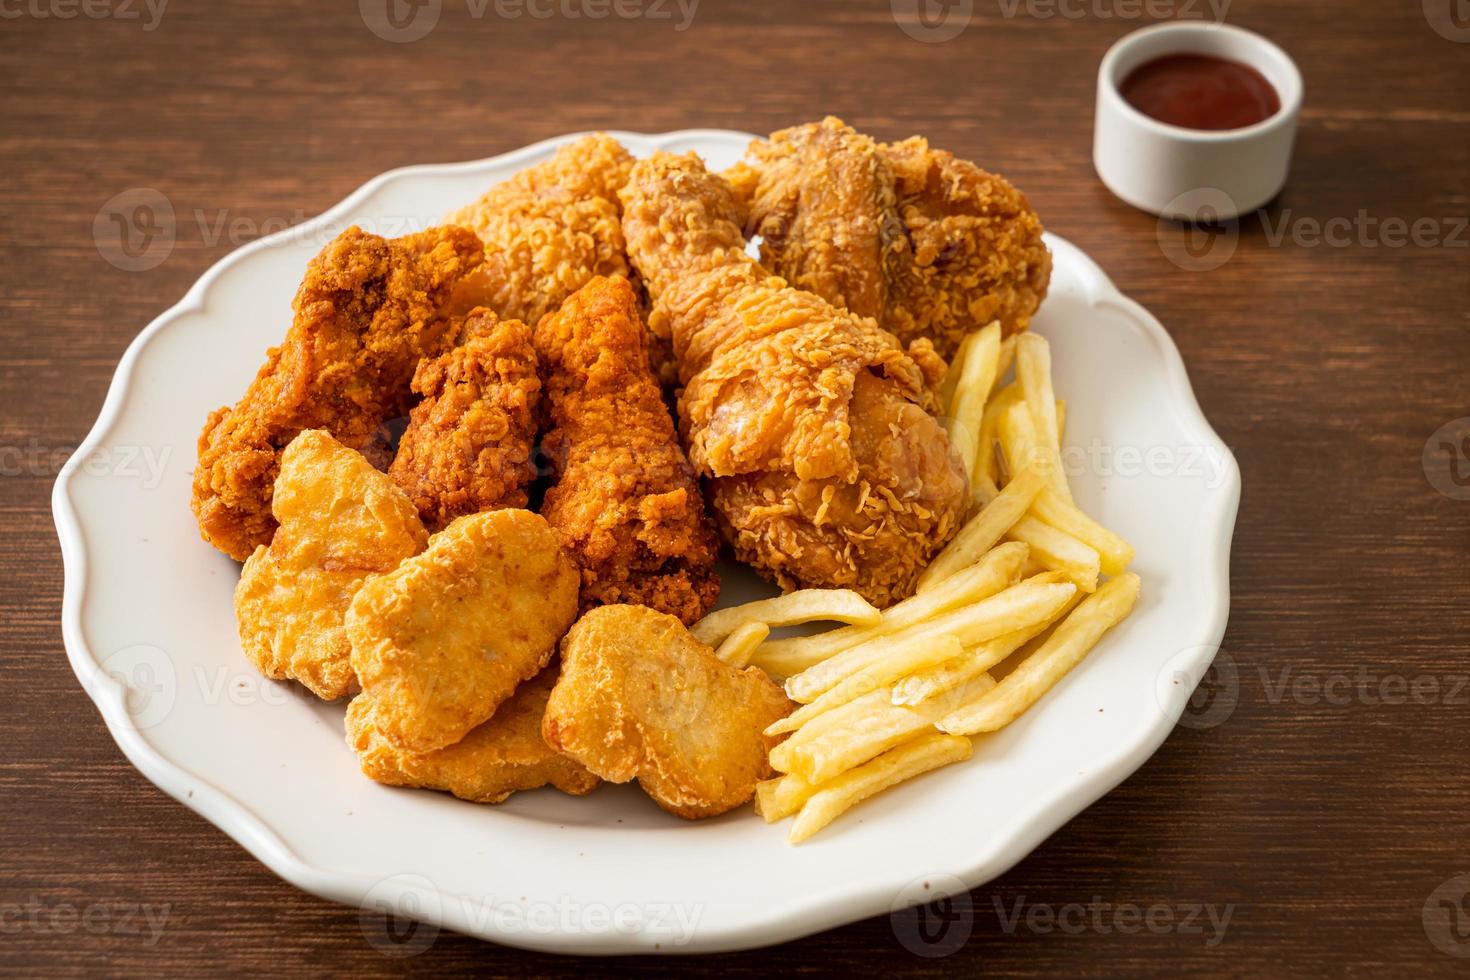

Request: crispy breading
left=347, top=508, right=579, bottom=754
left=543, top=605, right=791, bottom=819
left=389, top=309, right=540, bottom=530
left=234, top=430, right=428, bottom=700
left=346, top=666, right=598, bottom=804
left=534, top=276, right=720, bottom=625
left=445, top=134, right=635, bottom=326
left=728, top=117, right=1052, bottom=359
left=192, top=224, right=482, bottom=561
left=620, top=152, right=969, bottom=607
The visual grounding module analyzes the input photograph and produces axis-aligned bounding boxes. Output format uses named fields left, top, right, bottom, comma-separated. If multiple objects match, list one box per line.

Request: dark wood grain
left=3, top=0, right=1468, bottom=974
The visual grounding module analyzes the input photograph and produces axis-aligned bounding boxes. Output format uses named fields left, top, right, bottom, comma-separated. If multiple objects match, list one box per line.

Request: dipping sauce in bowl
left=1120, top=54, right=1280, bottom=131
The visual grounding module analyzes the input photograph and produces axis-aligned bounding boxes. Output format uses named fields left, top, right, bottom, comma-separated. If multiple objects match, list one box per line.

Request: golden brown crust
left=534, top=276, right=721, bottom=625
left=729, top=117, right=1052, bottom=359
left=620, top=152, right=969, bottom=607
left=445, top=134, right=635, bottom=326
left=233, top=430, right=428, bottom=700
left=389, top=309, right=541, bottom=530
left=347, top=508, right=579, bottom=754
left=542, top=605, right=790, bottom=819
left=346, top=667, right=598, bottom=804
left=191, top=224, right=483, bottom=561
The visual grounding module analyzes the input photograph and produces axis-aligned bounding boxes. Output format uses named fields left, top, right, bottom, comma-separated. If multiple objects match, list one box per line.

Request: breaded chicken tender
left=445, top=134, right=635, bottom=326
left=543, top=605, right=791, bottom=819
left=535, top=276, right=720, bottom=625
left=389, top=308, right=540, bottom=530
left=234, top=430, right=428, bottom=700
left=346, top=667, right=597, bottom=804
left=347, top=508, right=579, bottom=754
left=192, top=224, right=482, bottom=561
left=727, top=117, right=1051, bottom=359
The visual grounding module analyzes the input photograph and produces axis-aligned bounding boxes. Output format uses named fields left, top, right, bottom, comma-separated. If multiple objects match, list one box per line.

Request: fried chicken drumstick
left=534, top=276, right=720, bottom=624
left=726, top=116, right=1051, bottom=359
left=192, top=225, right=483, bottom=560
left=620, top=153, right=969, bottom=607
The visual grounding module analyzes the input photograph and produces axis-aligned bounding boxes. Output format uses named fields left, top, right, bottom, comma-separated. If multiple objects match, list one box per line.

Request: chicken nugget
left=346, top=667, right=597, bottom=804
left=234, top=430, right=428, bottom=700
left=348, top=508, right=579, bottom=753
left=389, top=309, right=540, bottom=530
left=543, top=605, right=791, bottom=819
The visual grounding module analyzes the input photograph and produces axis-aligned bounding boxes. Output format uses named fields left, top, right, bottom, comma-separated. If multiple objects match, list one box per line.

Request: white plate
left=53, top=130, right=1239, bottom=954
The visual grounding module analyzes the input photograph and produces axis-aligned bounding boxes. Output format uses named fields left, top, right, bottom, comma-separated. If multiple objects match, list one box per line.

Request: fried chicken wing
left=388, top=309, right=540, bottom=530
left=543, top=605, right=790, bottom=819
left=446, top=134, right=635, bottom=326
left=192, top=224, right=483, bottom=560
left=728, top=117, right=1051, bottom=359
left=534, top=276, right=720, bottom=625
left=234, top=430, right=428, bottom=700
left=347, top=508, right=579, bottom=754
left=620, top=152, right=969, bottom=606
left=346, top=666, right=598, bottom=804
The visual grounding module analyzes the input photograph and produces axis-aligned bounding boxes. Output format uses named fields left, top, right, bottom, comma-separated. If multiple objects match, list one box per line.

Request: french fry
left=767, top=636, right=964, bottom=735
left=998, top=399, right=1070, bottom=503
left=754, top=772, right=818, bottom=822
left=939, top=573, right=1140, bottom=735
left=789, top=733, right=974, bottom=843
left=768, top=688, right=891, bottom=774
left=891, top=603, right=1064, bottom=707
left=1029, top=488, right=1134, bottom=576
left=786, top=577, right=1077, bottom=703
left=751, top=542, right=1029, bottom=678
left=946, top=321, right=1002, bottom=478
left=916, top=464, right=1047, bottom=592
left=713, top=621, right=770, bottom=669
left=1007, top=515, right=1101, bottom=592
left=784, top=673, right=996, bottom=785
left=936, top=331, right=976, bottom=410
left=1016, top=333, right=1071, bottom=502
left=1054, top=399, right=1066, bottom=443
left=993, top=336, right=1018, bottom=397
left=690, top=588, right=880, bottom=647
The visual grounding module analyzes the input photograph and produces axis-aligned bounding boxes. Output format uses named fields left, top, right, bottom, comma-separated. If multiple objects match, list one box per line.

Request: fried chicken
left=192, top=224, right=483, bottom=561
left=234, top=430, right=428, bottom=700
left=620, top=152, right=969, bottom=607
left=543, top=605, right=790, bottom=819
left=533, top=276, right=721, bottom=625
left=445, top=134, right=635, bottom=326
left=347, top=508, right=579, bottom=754
left=726, top=116, right=1051, bottom=359
left=388, top=308, right=540, bottom=530
left=346, top=666, right=598, bottom=804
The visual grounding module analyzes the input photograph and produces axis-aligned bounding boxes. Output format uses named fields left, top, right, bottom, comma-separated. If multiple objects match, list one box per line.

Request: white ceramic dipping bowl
left=1093, top=21, right=1303, bottom=221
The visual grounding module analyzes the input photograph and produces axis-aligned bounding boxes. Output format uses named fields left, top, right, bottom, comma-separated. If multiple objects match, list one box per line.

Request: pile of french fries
left=693, top=323, right=1141, bottom=843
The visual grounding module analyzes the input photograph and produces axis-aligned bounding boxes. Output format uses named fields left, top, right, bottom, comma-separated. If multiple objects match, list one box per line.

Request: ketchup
left=1120, top=54, right=1280, bottom=131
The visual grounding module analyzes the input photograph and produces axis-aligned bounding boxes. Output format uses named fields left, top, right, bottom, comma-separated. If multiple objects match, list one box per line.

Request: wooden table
left=3, top=0, right=1467, bottom=973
